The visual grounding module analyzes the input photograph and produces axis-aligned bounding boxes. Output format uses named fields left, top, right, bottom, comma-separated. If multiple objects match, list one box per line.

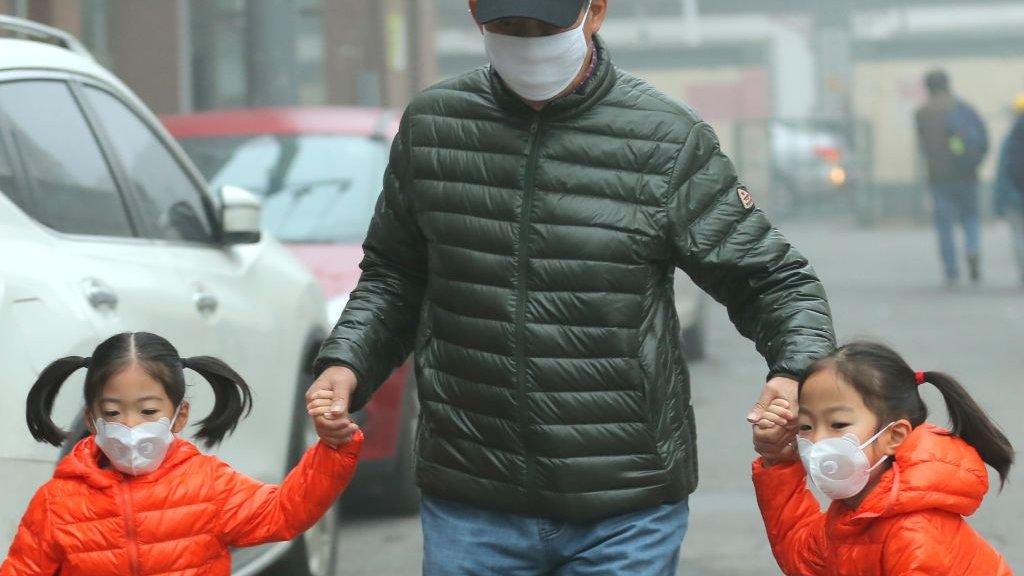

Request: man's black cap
left=475, top=0, right=588, bottom=28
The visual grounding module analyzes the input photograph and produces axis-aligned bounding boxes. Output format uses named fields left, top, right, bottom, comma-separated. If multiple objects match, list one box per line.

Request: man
left=311, top=1, right=834, bottom=573
left=915, top=69, right=989, bottom=286
left=995, top=92, right=1024, bottom=286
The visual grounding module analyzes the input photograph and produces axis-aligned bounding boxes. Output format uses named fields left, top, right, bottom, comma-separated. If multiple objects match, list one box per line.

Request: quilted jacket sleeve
left=314, top=112, right=428, bottom=412
left=0, top=485, right=61, bottom=576
left=667, top=122, right=835, bottom=378
left=1004, top=116, right=1024, bottom=196
left=752, top=458, right=828, bottom=576
left=220, top=432, right=363, bottom=547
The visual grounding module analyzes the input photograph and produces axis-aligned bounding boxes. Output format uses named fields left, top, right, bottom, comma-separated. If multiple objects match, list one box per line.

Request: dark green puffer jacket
left=316, top=39, right=835, bottom=521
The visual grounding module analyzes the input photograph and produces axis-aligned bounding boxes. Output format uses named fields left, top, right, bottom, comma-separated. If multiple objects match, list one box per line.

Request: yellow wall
left=634, top=66, right=771, bottom=157
left=643, top=68, right=731, bottom=154
left=854, top=57, right=1024, bottom=185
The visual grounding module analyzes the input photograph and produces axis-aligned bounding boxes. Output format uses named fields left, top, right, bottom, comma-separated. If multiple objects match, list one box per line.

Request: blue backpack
left=946, top=100, right=989, bottom=175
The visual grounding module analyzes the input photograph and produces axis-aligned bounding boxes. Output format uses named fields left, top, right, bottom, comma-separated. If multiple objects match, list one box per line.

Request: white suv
left=0, top=17, right=336, bottom=576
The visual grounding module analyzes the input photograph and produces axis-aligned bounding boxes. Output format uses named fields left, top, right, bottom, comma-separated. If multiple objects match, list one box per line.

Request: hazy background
left=3, top=1, right=1022, bottom=573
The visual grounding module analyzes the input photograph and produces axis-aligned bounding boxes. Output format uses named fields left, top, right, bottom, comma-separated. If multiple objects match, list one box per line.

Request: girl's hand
left=753, top=399, right=799, bottom=466
left=307, top=387, right=360, bottom=448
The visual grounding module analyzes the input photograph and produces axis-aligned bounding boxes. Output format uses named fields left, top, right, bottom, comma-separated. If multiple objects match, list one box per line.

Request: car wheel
left=279, top=418, right=340, bottom=576
left=265, top=361, right=340, bottom=576
left=379, top=377, right=420, bottom=515
left=681, top=310, right=706, bottom=361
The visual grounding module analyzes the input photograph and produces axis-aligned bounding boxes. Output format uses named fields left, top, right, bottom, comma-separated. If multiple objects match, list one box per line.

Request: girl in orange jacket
left=1, top=331, right=362, bottom=576
left=752, top=341, right=1014, bottom=575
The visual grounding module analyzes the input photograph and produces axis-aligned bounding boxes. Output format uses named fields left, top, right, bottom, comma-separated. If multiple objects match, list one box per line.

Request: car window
left=179, top=134, right=387, bottom=243
left=0, top=81, right=133, bottom=237
left=83, top=86, right=215, bottom=243
left=0, top=130, right=20, bottom=209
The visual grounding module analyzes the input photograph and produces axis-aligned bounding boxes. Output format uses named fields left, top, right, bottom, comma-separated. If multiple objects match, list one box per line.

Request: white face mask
left=94, top=404, right=181, bottom=476
left=797, top=422, right=894, bottom=501
left=483, top=2, right=592, bottom=102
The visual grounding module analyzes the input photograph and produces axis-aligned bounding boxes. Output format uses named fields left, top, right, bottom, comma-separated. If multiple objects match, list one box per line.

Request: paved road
left=335, top=220, right=1024, bottom=575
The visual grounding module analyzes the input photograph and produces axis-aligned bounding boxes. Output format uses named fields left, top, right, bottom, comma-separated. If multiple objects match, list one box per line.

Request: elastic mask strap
left=169, top=402, right=184, bottom=429
left=861, top=422, right=895, bottom=472
left=858, top=421, right=894, bottom=450
left=581, top=0, right=593, bottom=28
left=868, top=454, right=890, bottom=472
left=565, top=0, right=593, bottom=33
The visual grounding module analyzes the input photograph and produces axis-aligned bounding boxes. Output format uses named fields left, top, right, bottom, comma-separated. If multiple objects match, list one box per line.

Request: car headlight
left=326, top=293, right=350, bottom=327
left=829, top=166, right=847, bottom=187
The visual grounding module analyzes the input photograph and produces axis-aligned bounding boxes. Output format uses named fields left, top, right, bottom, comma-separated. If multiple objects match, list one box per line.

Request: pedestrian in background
left=915, top=69, right=990, bottom=286
left=995, top=92, right=1024, bottom=286
left=1, top=332, right=362, bottom=576
left=752, top=341, right=1014, bottom=575
left=310, top=0, right=835, bottom=573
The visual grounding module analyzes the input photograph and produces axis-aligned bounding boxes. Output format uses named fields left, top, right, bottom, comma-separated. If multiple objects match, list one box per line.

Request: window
left=179, top=134, right=387, bottom=243
left=83, top=86, right=215, bottom=243
left=0, top=130, right=20, bottom=210
left=0, top=81, right=132, bottom=237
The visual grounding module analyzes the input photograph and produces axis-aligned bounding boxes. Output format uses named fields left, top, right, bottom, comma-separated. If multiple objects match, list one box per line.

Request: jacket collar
left=54, top=435, right=201, bottom=489
left=825, top=423, right=989, bottom=538
left=488, top=34, right=617, bottom=122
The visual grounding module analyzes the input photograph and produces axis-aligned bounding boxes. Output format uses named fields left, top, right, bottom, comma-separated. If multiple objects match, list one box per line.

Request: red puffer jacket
left=1, top=431, right=362, bottom=576
left=753, top=424, right=1012, bottom=575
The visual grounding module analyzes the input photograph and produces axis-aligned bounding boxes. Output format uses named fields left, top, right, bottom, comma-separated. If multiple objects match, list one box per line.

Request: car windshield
left=178, top=134, right=387, bottom=243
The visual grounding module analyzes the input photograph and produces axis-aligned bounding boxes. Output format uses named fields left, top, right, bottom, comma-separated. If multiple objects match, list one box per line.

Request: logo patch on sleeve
left=737, top=186, right=755, bottom=209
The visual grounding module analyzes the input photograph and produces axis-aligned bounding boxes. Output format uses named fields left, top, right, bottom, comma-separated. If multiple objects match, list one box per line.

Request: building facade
left=1, top=0, right=437, bottom=115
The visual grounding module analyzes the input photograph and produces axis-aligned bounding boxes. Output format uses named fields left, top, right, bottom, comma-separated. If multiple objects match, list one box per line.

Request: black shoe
left=967, top=256, right=981, bottom=283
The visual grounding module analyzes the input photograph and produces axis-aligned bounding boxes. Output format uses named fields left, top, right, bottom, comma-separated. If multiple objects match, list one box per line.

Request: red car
left=162, top=107, right=418, bottom=513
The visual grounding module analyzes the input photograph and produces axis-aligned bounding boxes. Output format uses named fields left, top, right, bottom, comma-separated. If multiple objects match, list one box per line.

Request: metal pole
left=177, top=0, right=192, bottom=113
left=633, top=1, right=646, bottom=45
left=683, top=0, right=702, bottom=47
left=814, top=0, right=853, bottom=118
left=245, top=0, right=299, bottom=106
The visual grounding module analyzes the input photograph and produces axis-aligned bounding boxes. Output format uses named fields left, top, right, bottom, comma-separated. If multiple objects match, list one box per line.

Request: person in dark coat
left=995, top=93, right=1024, bottom=286
left=309, top=1, right=835, bottom=573
left=915, top=69, right=989, bottom=285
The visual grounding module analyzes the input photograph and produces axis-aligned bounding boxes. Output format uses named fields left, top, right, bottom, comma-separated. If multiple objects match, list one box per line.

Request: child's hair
left=26, top=332, right=253, bottom=448
left=802, top=341, right=1014, bottom=488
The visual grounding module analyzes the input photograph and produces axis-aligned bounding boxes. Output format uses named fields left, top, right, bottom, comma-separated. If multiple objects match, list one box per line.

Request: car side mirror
left=219, top=185, right=262, bottom=244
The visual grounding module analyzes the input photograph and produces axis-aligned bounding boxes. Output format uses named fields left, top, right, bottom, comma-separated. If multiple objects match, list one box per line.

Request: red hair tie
left=914, top=371, right=926, bottom=385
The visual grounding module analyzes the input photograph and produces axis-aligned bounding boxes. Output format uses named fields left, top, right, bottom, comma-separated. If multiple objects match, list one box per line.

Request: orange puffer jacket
left=753, top=424, right=1012, bottom=575
left=1, top=432, right=362, bottom=576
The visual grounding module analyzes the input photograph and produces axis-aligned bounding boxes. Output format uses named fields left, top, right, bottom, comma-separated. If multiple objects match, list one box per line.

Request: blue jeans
left=1009, top=207, right=1024, bottom=283
left=931, top=181, right=981, bottom=280
left=421, top=496, right=689, bottom=576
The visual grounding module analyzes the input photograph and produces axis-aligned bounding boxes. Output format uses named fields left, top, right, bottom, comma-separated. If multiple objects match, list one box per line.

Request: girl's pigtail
left=923, top=370, right=1014, bottom=488
left=26, top=356, right=90, bottom=446
left=182, top=356, right=253, bottom=448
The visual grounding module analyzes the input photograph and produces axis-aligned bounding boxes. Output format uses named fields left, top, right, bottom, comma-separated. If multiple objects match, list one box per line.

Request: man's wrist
left=317, top=360, right=357, bottom=378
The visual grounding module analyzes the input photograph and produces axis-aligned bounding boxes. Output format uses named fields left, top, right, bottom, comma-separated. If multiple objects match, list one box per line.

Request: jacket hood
left=54, top=435, right=202, bottom=489
left=831, top=424, right=989, bottom=534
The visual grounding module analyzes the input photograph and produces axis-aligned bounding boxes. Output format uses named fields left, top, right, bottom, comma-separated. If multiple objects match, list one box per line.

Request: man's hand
left=747, top=376, right=799, bottom=423
left=747, top=377, right=799, bottom=465
left=753, top=398, right=799, bottom=466
left=306, top=366, right=360, bottom=448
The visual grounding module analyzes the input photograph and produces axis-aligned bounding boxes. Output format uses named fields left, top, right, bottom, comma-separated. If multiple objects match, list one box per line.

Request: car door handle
left=194, top=290, right=219, bottom=315
left=83, top=278, right=118, bottom=310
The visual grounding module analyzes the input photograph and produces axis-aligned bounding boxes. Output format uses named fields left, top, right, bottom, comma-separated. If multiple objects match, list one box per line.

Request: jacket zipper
left=517, top=115, right=543, bottom=510
left=117, top=478, right=142, bottom=576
